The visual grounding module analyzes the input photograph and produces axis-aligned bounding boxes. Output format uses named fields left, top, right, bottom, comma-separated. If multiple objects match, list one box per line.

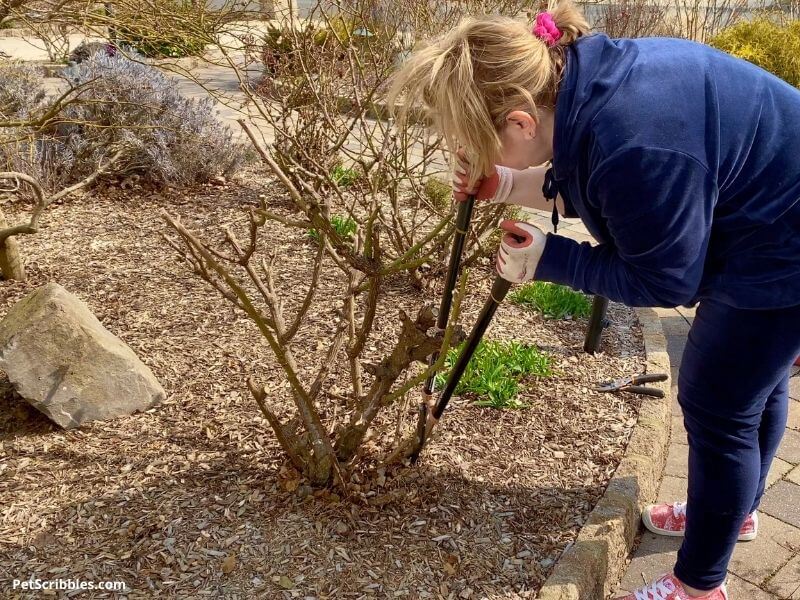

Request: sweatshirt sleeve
left=534, top=147, right=716, bottom=307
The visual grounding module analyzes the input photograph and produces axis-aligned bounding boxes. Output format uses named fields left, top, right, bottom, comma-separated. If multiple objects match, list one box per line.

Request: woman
left=389, top=3, right=800, bottom=599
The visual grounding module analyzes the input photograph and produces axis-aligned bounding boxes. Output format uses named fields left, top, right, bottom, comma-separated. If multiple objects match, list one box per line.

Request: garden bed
left=0, top=168, right=645, bottom=598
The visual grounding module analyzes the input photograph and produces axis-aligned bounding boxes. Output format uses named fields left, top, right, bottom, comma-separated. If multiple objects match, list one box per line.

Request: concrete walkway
left=614, top=307, right=800, bottom=599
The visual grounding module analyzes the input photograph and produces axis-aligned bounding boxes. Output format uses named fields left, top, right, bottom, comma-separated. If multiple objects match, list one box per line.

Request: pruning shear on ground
left=596, top=373, right=668, bottom=398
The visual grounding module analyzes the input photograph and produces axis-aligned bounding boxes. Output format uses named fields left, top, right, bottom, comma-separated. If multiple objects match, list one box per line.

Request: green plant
left=330, top=163, right=360, bottom=188
left=308, top=214, right=356, bottom=243
left=423, top=176, right=451, bottom=210
left=262, top=16, right=397, bottom=78
left=510, top=282, right=592, bottom=319
left=116, top=0, right=212, bottom=58
left=709, top=19, right=800, bottom=87
left=435, top=340, right=551, bottom=409
left=313, top=14, right=397, bottom=49
left=261, top=22, right=304, bottom=77
left=120, top=29, right=206, bottom=59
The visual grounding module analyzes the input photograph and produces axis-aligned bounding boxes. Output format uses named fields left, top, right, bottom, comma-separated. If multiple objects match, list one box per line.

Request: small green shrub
left=262, top=17, right=399, bottom=80
left=510, top=282, right=591, bottom=319
left=117, top=1, right=211, bottom=58
left=435, top=340, right=551, bottom=409
left=423, top=176, right=451, bottom=210
left=709, top=19, right=800, bottom=87
left=312, top=15, right=396, bottom=49
left=262, top=22, right=302, bottom=76
left=331, top=164, right=360, bottom=188
left=308, top=214, right=357, bottom=243
left=120, top=30, right=206, bottom=59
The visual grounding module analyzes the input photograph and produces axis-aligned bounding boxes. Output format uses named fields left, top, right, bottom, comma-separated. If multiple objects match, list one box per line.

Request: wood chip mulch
left=0, top=167, right=646, bottom=599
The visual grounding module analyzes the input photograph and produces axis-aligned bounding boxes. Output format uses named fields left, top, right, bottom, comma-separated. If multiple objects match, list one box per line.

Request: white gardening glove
left=451, top=149, right=514, bottom=205
left=496, top=220, right=547, bottom=283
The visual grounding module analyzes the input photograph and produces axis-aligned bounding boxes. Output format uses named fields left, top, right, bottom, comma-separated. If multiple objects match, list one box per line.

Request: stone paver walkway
left=614, top=307, right=800, bottom=599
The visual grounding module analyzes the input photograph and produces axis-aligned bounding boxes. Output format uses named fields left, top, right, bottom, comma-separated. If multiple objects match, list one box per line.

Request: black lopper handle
left=626, top=386, right=665, bottom=398
left=412, top=227, right=521, bottom=464
left=432, top=276, right=512, bottom=419
left=424, top=196, right=476, bottom=396
left=632, top=373, right=668, bottom=385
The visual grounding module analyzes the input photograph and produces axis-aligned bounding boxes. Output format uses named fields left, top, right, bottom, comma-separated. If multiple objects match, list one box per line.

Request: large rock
left=0, top=282, right=165, bottom=428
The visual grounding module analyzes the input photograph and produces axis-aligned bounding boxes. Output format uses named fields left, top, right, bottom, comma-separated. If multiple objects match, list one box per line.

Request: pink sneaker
left=642, top=501, right=758, bottom=541
left=618, top=573, right=728, bottom=600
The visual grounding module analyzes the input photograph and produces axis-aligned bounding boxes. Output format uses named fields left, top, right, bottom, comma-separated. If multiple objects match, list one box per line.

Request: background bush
left=0, top=62, right=48, bottom=181
left=115, top=0, right=212, bottom=58
left=0, top=62, right=46, bottom=118
left=2, top=51, right=244, bottom=190
left=709, top=19, right=800, bottom=86
left=423, top=176, right=451, bottom=211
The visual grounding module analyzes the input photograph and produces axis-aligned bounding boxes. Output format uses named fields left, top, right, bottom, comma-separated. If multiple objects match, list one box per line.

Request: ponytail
left=549, top=0, right=590, bottom=47
left=388, top=1, right=590, bottom=187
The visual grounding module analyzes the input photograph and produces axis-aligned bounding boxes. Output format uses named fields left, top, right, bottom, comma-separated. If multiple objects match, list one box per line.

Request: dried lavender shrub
left=1, top=51, right=245, bottom=191
left=0, top=62, right=47, bottom=185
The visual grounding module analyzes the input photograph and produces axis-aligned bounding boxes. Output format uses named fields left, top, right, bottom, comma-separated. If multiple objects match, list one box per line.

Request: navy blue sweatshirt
left=534, top=34, right=800, bottom=309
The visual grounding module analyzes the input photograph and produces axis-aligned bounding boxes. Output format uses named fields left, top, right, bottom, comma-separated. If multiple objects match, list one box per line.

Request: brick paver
left=767, top=554, right=800, bottom=599
left=778, top=429, right=800, bottom=465
left=761, top=480, right=800, bottom=530
left=789, top=399, right=800, bottom=431
left=789, top=465, right=800, bottom=486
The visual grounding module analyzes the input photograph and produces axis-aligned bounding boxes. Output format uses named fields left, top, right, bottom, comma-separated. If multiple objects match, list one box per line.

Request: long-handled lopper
left=412, top=194, right=476, bottom=458
left=410, top=274, right=513, bottom=463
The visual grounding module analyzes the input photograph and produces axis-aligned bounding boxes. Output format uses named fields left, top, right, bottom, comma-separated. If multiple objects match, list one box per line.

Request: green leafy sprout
left=308, top=214, right=357, bottom=243
left=509, top=282, right=591, bottom=319
left=435, top=340, right=551, bottom=409
left=330, top=164, right=360, bottom=188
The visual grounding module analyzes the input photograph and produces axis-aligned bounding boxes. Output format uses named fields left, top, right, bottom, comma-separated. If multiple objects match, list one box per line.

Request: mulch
left=0, top=167, right=645, bottom=599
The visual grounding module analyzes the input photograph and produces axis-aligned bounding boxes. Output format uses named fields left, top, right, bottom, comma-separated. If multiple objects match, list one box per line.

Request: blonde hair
left=388, top=1, right=590, bottom=186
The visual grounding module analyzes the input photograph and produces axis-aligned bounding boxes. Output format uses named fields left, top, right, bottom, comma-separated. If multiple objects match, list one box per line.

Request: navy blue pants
left=673, top=299, right=800, bottom=590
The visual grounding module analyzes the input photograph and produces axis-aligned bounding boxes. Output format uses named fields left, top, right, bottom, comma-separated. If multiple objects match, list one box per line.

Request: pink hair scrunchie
left=532, top=12, right=562, bottom=47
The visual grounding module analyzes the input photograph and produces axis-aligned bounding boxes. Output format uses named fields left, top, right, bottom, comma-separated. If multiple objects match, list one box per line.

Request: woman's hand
left=451, top=150, right=514, bottom=204
left=496, top=220, right=547, bottom=283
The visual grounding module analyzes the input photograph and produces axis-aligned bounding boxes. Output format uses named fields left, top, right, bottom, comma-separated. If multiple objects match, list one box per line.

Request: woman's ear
left=506, top=110, right=538, bottom=140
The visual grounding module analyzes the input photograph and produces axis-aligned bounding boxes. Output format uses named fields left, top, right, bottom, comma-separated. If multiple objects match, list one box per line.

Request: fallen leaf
left=221, top=554, right=236, bottom=574
left=278, top=575, right=295, bottom=589
left=334, top=521, right=349, bottom=535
